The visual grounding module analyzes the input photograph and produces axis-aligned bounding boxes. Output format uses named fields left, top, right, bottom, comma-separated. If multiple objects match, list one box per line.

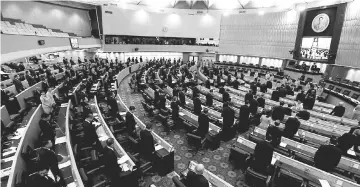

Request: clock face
left=311, top=13, right=330, bottom=33
left=163, top=27, right=168, bottom=32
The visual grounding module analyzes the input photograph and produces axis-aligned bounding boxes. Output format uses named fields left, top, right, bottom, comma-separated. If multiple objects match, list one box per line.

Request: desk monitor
left=341, top=79, right=350, bottom=85
left=343, top=90, right=351, bottom=96
left=335, top=77, right=342, bottom=82
left=351, top=93, right=359, bottom=100
left=352, top=81, right=359, bottom=87
left=328, top=85, right=335, bottom=90
left=334, top=88, right=342, bottom=93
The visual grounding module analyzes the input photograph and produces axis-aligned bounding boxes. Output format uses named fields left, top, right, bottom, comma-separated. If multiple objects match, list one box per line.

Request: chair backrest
left=79, top=168, right=88, bottom=182
left=245, top=167, right=268, bottom=187
left=172, top=176, right=187, bottom=187
left=186, top=133, right=202, bottom=148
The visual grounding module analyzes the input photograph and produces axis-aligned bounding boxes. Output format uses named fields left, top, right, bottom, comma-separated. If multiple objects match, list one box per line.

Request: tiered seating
left=1, top=20, right=71, bottom=37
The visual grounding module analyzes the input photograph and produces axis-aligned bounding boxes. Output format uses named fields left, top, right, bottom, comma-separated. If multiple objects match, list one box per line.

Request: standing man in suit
left=283, top=116, right=300, bottom=139
left=13, top=74, right=24, bottom=93
left=206, top=89, right=213, bottom=106
left=126, top=106, right=137, bottom=136
left=107, top=92, right=119, bottom=117
left=205, top=79, right=211, bottom=89
left=266, top=120, right=283, bottom=147
left=37, top=140, right=65, bottom=186
left=82, top=113, right=100, bottom=147
left=158, top=92, right=166, bottom=109
left=193, top=95, right=202, bottom=116
left=171, top=97, right=180, bottom=124
left=222, top=89, right=230, bottom=103
left=330, top=102, right=346, bottom=117
left=39, top=113, right=55, bottom=146
left=250, top=139, right=274, bottom=173
left=238, top=102, right=251, bottom=132
left=29, top=164, right=60, bottom=187
left=222, top=102, right=235, bottom=138
left=178, top=88, right=186, bottom=107
left=185, top=164, right=209, bottom=187
left=249, top=96, right=259, bottom=115
left=103, top=138, right=122, bottom=187
left=154, top=88, right=160, bottom=109
left=257, top=93, right=265, bottom=108
left=140, top=123, right=155, bottom=160
left=196, top=108, right=210, bottom=138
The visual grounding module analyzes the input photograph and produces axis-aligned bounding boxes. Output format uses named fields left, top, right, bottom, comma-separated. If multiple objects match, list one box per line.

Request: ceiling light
left=258, top=10, right=265, bottom=15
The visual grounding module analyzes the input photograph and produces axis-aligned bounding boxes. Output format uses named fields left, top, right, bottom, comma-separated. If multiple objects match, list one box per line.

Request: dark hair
left=106, top=138, right=114, bottom=146
left=41, top=113, right=50, bottom=119
left=146, top=123, right=152, bottom=129
left=129, top=106, right=136, bottom=111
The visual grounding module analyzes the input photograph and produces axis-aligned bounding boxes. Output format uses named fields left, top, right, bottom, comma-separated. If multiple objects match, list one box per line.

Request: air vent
left=105, top=11, right=113, bottom=14
left=239, top=10, right=246, bottom=14
left=197, top=11, right=204, bottom=14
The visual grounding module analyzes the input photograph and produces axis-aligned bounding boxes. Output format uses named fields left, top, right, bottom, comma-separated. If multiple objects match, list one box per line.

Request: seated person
left=336, top=129, right=360, bottom=154
left=258, top=109, right=272, bottom=130
left=283, top=116, right=300, bottom=139
left=271, top=102, right=285, bottom=121
left=314, top=144, right=342, bottom=172
left=296, top=109, right=310, bottom=120
left=193, top=95, right=202, bottom=116
left=139, top=123, right=155, bottom=160
left=206, top=89, right=213, bottom=106
left=282, top=104, right=292, bottom=116
left=39, top=113, right=56, bottom=145
left=271, top=89, right=280, bottom=102
left=250, top=139, right=274, bottom=174
left=265, top=120, right=283, bottom=147
left=330, top=102, right=346, bottom=117
left=126, top=106, right=137, bottom=135
left=196, top=108, right=210, bottom=138
left=185, top=163, right=209, bottom=187
left=82, top=113, right=100, bottom=146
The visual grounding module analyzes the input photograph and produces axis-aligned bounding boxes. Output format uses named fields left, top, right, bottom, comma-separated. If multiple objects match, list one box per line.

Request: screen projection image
left=300, top=37, right=331, bottom=60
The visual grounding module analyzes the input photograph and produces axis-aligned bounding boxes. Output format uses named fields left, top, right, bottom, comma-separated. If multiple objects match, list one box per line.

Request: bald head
left=353, top=129, right=360, bottom=137
left=195, top=164, right=205, bottom=175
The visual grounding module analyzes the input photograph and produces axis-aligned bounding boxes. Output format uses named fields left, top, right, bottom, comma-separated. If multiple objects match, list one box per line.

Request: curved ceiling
left=75, top=0, right=347, bottom=10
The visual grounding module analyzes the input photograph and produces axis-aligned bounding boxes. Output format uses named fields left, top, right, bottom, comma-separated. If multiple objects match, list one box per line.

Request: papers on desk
left=319, top=179, right=331, bottom=187
left=2, top=156, right=14, bottom=163
left=2, top=147, right=17, bottom=157
left=99, top=136, right=109, bottom=142
left=0, top=167, right=11, bottom=178
left=55, top=136, right=66, bottom=145
left=67, top=182, right=77, bottom=187
left=118, top=155, right=130, bottom=165
left=347, top=147, right=356, bottom=156
left=155, top=144, right=163, bottom=151
left=61, top=103, right=69, bottom=107
left=280, top=142, right=287, bottom=147
left=120, top=112, right=127, bottom=116
left=58, top=160, right=71, bottom=169
left=121, top=163, right=130, bottom=172
left=179, top=112, right=185, bottom=116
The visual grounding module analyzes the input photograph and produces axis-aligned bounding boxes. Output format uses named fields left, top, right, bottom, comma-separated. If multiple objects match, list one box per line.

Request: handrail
left=65, top=100, right=85, bottom=187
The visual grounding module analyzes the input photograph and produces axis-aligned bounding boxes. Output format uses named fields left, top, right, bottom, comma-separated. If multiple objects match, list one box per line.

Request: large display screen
left=300, top=37, right=331, bottom=60
left=69, top=38, right=79, bottom=49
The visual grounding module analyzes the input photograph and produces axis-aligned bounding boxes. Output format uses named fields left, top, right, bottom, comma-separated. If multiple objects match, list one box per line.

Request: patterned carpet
left=118, top=73, right=251, bottom=187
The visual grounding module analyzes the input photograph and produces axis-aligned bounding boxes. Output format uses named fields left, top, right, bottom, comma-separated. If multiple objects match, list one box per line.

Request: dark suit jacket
left=29, top=174, right=59, bottom=187
left=193, top=97, right=202, bottom=115
left=295, top=93, right=305, bottom=102
left=266, top=81, right=272, bottom=89
left=125, top=112, right=136, bottom=133
left=257, top=97, right=265, bottom=108
left=107, top=97, right=119, bottom=115
left=140, top=129, right=155, bottom=157
left=272, top=106, right=285, bottom=121
left=103, top=146, right=121, bottom=178
left=223, top=91, right=230, bottom=102
left=284, top=117, right=300, bottom=138
left=179, top=91, right=185, bottom=105
left=271, top=90, right=280, bottom=102
left=253, top=140, right=274, bottom=173
left=296, top=110, right=310, bottom=120
left=206, top=93, right=213, bottom=106
left=13, top=79, right=24, bottom=93
left=37, top=148, right=61, bottom=177
left=249, top=99, right=259, bottom=115
left=171, top=101, right=179, bottom=118
left=186, top=170, right=209, bottom=187
left=159, top=95, right=166, bottom=109
left=222, top=106, right=235, bottom=131
left=83, top=120, right=98, bottom=145
left=330, top=106, right=346, bottom=117
left=266, top=125, right=282, bottom=147
left=205, top=80, right=211, bottom=89
left=219, top=87, right=225, bottom=94
left=314, top=145, right=342, bottom=172
left=337, top=133, right=359, bottom=154
left=197, top=113, right=209, bottom=138
left=39, top=119, right=55, bottom=140
left=239, top=105, right=250, bottom=121
left=245, top=93, right=253, bottom=103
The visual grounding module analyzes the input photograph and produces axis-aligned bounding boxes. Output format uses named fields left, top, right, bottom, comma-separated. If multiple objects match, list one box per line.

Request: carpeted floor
left=118, top=73, right=251, bottom=187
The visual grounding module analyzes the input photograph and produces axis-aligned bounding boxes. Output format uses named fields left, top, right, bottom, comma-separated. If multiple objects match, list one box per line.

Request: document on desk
left=118, top=155, right=130, bottom=165
left=55, top=136, right=66, bottom=145
left=119, top=112, right=127, bottom=116
left=58, top=160, right=71, bottom=169
left=319, top=179, right=331, bottom=187
left=155, top=144, right=163, bottom=151
left=66, top=182, right=77, bottom=187
left=179, top=112, right=185, bottom=116
left=2, top=147, right=17, bottom=157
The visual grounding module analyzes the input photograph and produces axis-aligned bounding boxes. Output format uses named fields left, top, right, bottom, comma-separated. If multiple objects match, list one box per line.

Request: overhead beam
left=237, top=0, right=245, bottom=9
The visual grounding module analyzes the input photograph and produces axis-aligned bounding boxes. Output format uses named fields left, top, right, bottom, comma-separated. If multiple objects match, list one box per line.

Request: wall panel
left=336, top=1, right=360, bottom=67
left=1, top=1, right=92, bottom=36
left=219, top=11, right=300, bottom=59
